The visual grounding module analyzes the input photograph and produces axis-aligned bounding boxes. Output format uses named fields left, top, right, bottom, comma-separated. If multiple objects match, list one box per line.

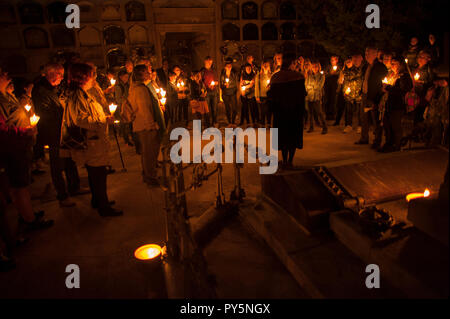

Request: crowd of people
left=1, top=33, right=448, bottom=271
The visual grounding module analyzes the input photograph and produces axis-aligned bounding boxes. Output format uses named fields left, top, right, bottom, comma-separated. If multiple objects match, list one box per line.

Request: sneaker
left=59, top=198, right=76, bottom=207
left=343, top=126, right=352, bottom=133
left=356, top=126, right=362, bottom=134
left=99, top=207, right=123, bottom=217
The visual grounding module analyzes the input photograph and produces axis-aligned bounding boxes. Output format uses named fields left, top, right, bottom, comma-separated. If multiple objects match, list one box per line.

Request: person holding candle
left=173, top=65, right=190, bottom=126
left=166, top=71, right=179, bottom=127
left=201, top=56, right=219, bottom=127
left=63, top=63, right=122, bottom=216
left=32, top=62, right=87, bottom=207
left=114, top=69, right=135, bottom=147
left=305, top=60, right=327, bottom=134
left=403, top=37, right=421, bottom=69
left=0, top=67, right=54, bottom=233
left=190, top=70, right=209, bottom=124
left=340, top=58, right=362, bottom=133
left=239, top=63, right=258, bottom=127
left=255, top=59, right=273, bottom=127
left=219, top=59, right=239, bottom=125
left=412, top=51, right=435, bottom=125
left=379, top=56, right=413, bottom=153
left=355, top=46, right=388, bottom=148
left=324, top=55, right=340, bottom=121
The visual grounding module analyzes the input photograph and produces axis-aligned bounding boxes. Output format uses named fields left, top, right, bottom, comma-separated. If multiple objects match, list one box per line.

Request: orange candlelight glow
left=134, top=244, right=162, bottom=260
left=110, top=78, right=116, bottom=86
left=414, top=73, right=420, bottom=81
left=25, top=104, right=32, bottom=112
left=406, top=189, right=430, bottom=202
left=345, top=87, right=351, bottom=95
left=382, top=77, right=389, bottom=84
left=109, top=103, right=117, bottom=115
left=30, top=114, right=40, bottom=126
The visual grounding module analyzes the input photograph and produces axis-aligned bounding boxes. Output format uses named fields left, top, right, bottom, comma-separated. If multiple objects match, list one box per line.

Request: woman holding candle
left=255, top=59, right=273, bottom=127
left=190, top=71, right=209, bottom=124
left=173, top=66, right=190, bottom=126
left=305, top=60, right=327, bottom=134
left=380, top=56, right=413, bottom=153
left=219, top=59, right=239, bottom=126
left=63, top=63, right=122, bottom=217
left=239, top=63, right=258, bottom=126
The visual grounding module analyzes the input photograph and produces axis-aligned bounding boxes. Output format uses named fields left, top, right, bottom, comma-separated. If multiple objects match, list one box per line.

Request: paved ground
left=0, top=108, right=436, bottom=298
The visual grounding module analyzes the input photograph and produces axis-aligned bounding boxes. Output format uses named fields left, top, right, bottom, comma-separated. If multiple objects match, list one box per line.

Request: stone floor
left=0, top=115, right=441, bottom=298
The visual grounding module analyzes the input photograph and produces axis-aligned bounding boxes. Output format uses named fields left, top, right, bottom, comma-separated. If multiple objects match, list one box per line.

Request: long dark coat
left=267, top=70, right=306, bottom=150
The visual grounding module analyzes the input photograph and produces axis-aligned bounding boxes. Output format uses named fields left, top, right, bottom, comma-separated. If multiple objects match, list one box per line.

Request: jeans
left=49, top=145, right=80, bottom=200
left=259, top=97, right=272, bottom=125
left=308, top=101, right=327, bottom=130
left=344, top=100, right=360, bottom=127
left=240, top=96, right=258, bottom=124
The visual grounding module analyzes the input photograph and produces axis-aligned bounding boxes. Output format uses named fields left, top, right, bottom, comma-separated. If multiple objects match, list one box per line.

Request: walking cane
left=109, top=104, right=127, bottom=172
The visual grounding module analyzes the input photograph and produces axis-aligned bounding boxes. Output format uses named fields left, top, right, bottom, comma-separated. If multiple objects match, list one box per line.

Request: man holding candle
left=201, top=56, right=219, bottom=127
left=32, top=63, right=87, bottom=207
left=255, top=59, right=273, bottom=127
left=219, top=59, right=239, bottom=125
left=355, top=46, right=388, bottom=148
left=412, top=51, right=434, bottom=125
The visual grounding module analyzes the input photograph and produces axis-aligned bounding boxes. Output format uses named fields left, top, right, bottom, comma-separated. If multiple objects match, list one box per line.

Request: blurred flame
left=30, top=114, right=40, bottom=126
left=134, top=244, right=162, bottom=260
left=109, top=103, right=117, bottom=114
left=25, top=104, right=32, bottom=112
left=406, top=189, right=431, bottom=202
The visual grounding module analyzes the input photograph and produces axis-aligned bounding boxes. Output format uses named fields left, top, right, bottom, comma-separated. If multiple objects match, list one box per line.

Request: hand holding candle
left=30, top=114, right=40, bottom=126
left=382, top=77, right=389, bottom=84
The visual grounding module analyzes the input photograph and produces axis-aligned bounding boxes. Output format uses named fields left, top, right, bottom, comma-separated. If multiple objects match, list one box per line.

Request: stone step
left=238, top=196, right=404, bottom=298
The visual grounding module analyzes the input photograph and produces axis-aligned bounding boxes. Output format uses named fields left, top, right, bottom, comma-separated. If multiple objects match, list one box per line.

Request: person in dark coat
left=267, top=54, right=306, bottom=169
left=380, top=57, right=413, bottom=152
left=32, top=63, right=88, bottom=207
left=355, top=46, right=388, bottom=148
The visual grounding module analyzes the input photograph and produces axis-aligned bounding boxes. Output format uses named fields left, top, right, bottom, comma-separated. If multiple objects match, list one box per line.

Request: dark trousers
left=223, top=94, right=238, bottom=124
left=383, top=109, right=403, bottom=148
left=240, top=96, right=258, bottom=124
left=49, top=146, right=80, bottom=201
left=334, top=91, right=345, bottom=125
left=360, top=101, right=382, bottom=145
left=137, top=130, right=160, bottom=183
left=259, top=97, right=272, bottom=125
left=120, top=122, right=133, bottom=144
left=324, top=77, right=338, bottom=120
left=308, top=101, right=327, bottom=130
left=177, top=99, right=189, bottom=123
left=86, top=165, right=109, bottom=210
left=206, top=91, right=218, bottom=125
left=344, top=100, right=360, bottom=127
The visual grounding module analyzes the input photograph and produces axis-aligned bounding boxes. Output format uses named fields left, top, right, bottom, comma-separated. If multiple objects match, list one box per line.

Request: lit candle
left=160, top=89, right=166, bottom=98
left=241, top=86, right=246, bottom=92
left=161, top=97, right=166, bottom=105
left=345, top=87, right=351, bottom=95
left=225, top=78, right=229, bottom=83
left=25, top=104, right=32, bottom=112
left=30, top=114, right=40, bottom=126
left=211, top=81, right=215, bottom=86
left=180, top=81, right=184, bottom=87
left=320, top=71, right=324, bottom=74
left=114, top=120, right=120, bottom=124
left=382, top=77, right=389, bottom=84
left=110, top=78, right=116, bottom=86
left=414, top=73, right=420, bottom=81
left=266, top=79, right=270, bottom=85
left=109, top=103, right=118, bottom=115
left=405, top=58, right=408, bottom=64
left=406, top=189, right=430, bottom=202
left=156, top=88, right=160, bottom=94
left=333, top=65, right=337, bottom=71
left=177, top=82, right=181, bottom=88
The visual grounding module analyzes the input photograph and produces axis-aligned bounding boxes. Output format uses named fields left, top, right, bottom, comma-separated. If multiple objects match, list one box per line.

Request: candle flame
left=156, top=88, right=160, bottom=93
left=30, top=114, right=40, bottom=126
left=161, top=97, right=166, bottom=105
left=110, top=78, right=116, bottom=86
left=333, top=66, right=337, bottom=71
left=160, top=89, right=166, bottom=97
left=414, top=73, right=420, bottom=81
left=405, top=59, right=408, bottom=64
left=211, top=81, right=215, bottom=86
left=109, top=103, right=117, bottom=114
left=345, top=87, right=351, bottom=94
left=225, top=78, right=229, bottom=83
left=25, top=104, right=32, bottom=112
left=406, top=188, right=431, bottom=202
left=382, top=77, right=389, bottom=84
left=241, top=86, right=246, bottom=92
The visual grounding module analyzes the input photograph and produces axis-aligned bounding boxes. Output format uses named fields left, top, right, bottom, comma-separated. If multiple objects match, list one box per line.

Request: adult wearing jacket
left=32, top=63, right=86, bottom=207
left=240, top=63, right=258, bottom=126
left=355, top=46, right=388, bottom=148
left=305, top=61, right=327, bottom=134
left=201, top=57, right=219, bottom=126
left=255, top=59, right=272, bottom=126
left=62, top=63, right=122, bottom=217
left=267, top=54, right=306, bottom=169
left=126, top=65, right=163, bottom=187
left=380, top=57, right=413, bottom=152
left=219, top=60, right=239, bottom=125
